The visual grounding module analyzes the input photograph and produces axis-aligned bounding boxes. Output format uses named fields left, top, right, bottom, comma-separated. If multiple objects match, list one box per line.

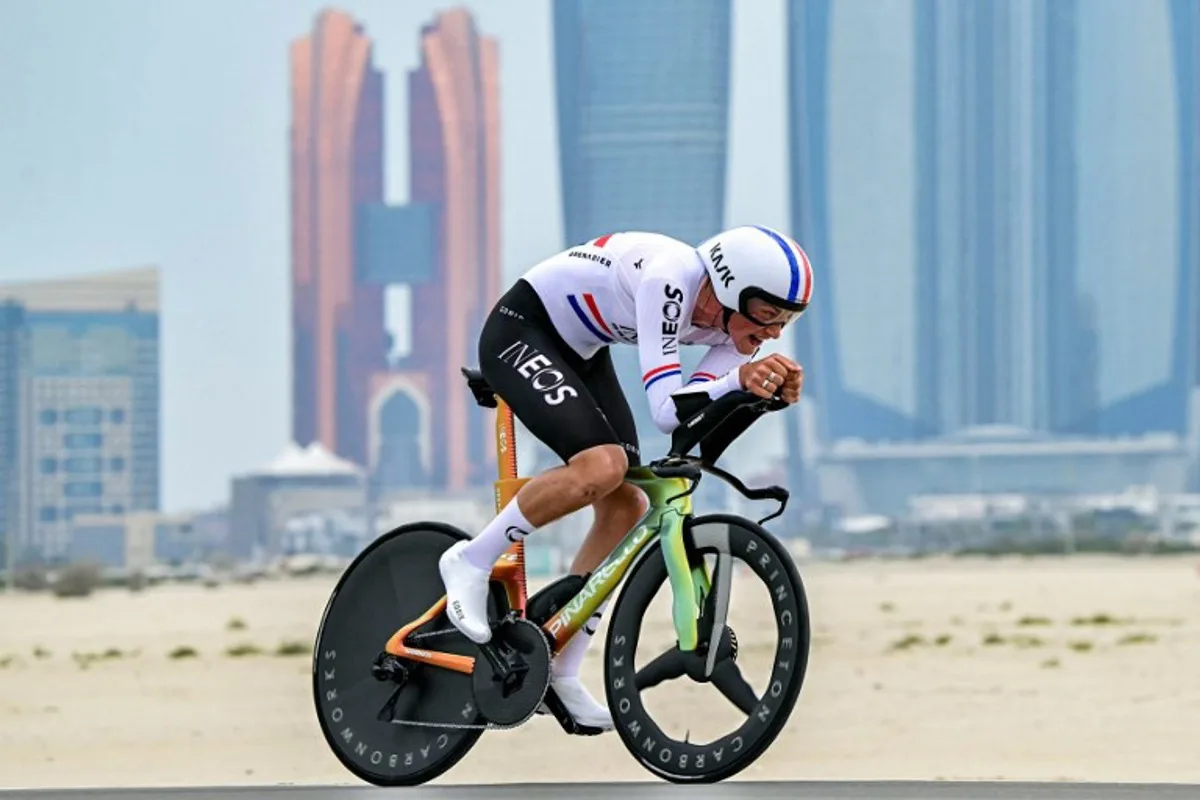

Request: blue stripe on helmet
left=753, top=225, right=801, bottom=303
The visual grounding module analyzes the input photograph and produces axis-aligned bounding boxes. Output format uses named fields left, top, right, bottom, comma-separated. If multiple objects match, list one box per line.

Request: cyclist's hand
left=739, top=354, right=797, bottom=400
left=768, top=354, right=804, bottom=403
left=780, top=362, right=803, bottom=404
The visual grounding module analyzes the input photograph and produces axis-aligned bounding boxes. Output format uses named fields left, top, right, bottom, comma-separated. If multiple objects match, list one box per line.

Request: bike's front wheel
left=604, top=513, right=811, bottom=783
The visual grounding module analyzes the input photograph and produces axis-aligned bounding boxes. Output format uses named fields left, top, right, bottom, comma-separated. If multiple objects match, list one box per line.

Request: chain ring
left=471, top=617, right=552, bottom=727
left=385, top=619, right=551, bottom=732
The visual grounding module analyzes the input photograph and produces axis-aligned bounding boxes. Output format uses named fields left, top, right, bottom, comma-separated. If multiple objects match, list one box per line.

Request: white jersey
left=520, top=231, right=754, bottom=433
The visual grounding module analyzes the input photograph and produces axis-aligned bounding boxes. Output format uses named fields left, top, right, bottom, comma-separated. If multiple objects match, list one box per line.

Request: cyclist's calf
left=573, top=480, right=648, bottom=575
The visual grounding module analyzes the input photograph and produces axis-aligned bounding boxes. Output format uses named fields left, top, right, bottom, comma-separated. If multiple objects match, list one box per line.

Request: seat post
left=494, top=398, right=519, bottom=489
left=492, top=397, right=529, bottom=610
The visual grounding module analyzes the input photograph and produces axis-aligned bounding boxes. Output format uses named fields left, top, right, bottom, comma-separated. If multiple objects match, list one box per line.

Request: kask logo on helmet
left=707, top=242, right=735, bottom=288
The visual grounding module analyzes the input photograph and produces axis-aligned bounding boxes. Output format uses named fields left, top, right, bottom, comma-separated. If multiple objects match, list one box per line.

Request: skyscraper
left=912, top=0, right=1079, bottom=434
left=0, top=266, right=160, bottom=559
left=289, top=8, right=385, bottom=467
left=1174, top=0, right=1200, bottom=407
left=1066, top=0, right=1198, bottom=437
left=366, top=9, right=501, bottom=492
left=0, top=301, right=26, bottom=563
left=789, top=0, right=1046, bottom=441
left=554, top=0, right=732, bottom=246
left=788, top=0, right=925, bottom=444
left=553, top=0, right=732, bottom=459
left=787, top=0, right=1196, bottom=445
left=1030, top=0, right=1093, bottom=435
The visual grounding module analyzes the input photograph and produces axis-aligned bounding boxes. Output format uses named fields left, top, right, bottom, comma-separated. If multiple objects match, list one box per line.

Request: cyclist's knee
left=566, top=444, right=628, bottom=503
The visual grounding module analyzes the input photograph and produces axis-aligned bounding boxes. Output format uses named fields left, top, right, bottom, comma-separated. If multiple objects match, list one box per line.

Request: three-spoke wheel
left=604, top=513, right=811, bottom=783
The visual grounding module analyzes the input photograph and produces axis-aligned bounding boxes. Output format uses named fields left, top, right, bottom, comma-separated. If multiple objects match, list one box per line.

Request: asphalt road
left=1, top=783, right=1197, bottom=800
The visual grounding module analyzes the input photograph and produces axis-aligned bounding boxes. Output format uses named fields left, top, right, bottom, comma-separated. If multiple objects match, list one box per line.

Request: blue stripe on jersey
left=644, top=369, right=681, bottom=390
left=567, top=294, right=613, bottom=343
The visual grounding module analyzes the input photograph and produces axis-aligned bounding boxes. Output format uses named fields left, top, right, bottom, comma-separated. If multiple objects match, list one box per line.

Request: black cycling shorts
left=477, top=279, right=641, bottom=467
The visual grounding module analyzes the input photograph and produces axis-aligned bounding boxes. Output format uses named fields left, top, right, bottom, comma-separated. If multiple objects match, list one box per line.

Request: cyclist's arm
left=684, top=342, right=754, bottom=391
left=635, top=263, right=751, bottom=433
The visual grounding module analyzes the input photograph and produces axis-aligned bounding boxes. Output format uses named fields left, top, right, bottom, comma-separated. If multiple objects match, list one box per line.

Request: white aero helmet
left=696, top=225, right=814, bottom=326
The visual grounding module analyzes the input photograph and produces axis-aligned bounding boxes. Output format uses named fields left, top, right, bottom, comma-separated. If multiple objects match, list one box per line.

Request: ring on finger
left=762, top=378, right=771, bottom=389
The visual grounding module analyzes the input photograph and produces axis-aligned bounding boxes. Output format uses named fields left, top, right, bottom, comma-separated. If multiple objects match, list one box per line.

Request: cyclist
left=439, top=225, right=813, bottom=731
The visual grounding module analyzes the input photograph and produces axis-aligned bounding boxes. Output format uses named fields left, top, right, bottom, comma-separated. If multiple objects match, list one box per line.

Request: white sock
left=553, top=596, right=610, bottom=678
left=461, top=496, right=538, bottom=571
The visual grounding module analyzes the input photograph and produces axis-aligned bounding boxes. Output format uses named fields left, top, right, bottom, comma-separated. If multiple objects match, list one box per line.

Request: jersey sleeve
left=634, top=257, right=753, bottom=434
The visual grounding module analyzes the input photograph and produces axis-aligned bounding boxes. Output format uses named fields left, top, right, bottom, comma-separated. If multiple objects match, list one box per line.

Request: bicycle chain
left=405, top=628, right=460, bottom=643
left=383, top=627, right=550, bottom=732
left=388, top=716, right=528, bottom=731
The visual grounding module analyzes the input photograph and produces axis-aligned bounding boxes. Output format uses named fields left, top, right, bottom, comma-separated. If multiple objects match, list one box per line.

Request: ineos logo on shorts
left=498, top=341, right=580, bottom=406
left=661, top=283, right=684, bottom=356
left=709, top=242, right=734, bottom=288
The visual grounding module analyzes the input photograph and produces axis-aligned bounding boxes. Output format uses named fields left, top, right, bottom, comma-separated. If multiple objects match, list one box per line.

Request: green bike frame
left=542, top=466, right=713, bottom=653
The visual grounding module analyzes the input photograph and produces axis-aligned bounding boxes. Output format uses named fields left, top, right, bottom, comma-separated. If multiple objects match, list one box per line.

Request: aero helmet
left=696, top=225, right=814, bottom=326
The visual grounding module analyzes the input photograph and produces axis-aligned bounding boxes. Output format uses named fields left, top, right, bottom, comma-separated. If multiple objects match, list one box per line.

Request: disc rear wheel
left=312, top=521, right=508, bottom=786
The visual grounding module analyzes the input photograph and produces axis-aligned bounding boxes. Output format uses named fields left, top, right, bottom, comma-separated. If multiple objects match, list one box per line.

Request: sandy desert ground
left=1, top=553, right=1199, bottom=789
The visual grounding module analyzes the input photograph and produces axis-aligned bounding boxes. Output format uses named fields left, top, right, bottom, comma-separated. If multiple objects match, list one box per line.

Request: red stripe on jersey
left=583, top=293, right=614, bottom=337
left=642, top=363, right=681, bottom=382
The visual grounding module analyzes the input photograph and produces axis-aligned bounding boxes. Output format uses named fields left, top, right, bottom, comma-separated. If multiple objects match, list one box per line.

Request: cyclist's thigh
left=478, top=280, right=623, bottom=463
left=578, top=346, right=642, bottom=468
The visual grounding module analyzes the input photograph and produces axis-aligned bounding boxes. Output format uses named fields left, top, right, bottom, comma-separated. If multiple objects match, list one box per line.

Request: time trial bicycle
left=312, top=365, right=811, bottom=785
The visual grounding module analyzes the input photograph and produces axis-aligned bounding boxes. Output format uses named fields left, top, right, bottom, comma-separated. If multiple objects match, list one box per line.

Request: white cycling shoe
left=540, top=675, right=614, bottom=731
left=437, top=540, right=493, bottom=644
left=440, top=541, right=612, bottom=732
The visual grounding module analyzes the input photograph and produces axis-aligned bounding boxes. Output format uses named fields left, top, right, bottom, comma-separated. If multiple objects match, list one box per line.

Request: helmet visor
left=742, top=296, right=806, bottom=327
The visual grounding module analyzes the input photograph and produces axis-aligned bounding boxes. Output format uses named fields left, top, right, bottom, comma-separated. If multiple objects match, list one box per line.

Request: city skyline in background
left=1, top=0, right=1197, bottom=547
left=0, top=0, right=792, bottom=513
left=279, top=0, right=1199, bottom=530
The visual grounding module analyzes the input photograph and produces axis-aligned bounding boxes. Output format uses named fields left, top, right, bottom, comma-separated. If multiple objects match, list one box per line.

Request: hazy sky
left=0, top=0, right=789, bottom=512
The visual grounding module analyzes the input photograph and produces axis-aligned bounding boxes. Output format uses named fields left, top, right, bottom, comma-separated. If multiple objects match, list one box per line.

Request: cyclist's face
left=727, top=311, right=784, bottom=354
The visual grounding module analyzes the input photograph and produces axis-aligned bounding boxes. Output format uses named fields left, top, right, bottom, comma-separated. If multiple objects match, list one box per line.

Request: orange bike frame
left=383, top=396, right=702, bottom=675
left=384, top=398, right=532, bottom=675
left=383, top=393, right=705, bottom=678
